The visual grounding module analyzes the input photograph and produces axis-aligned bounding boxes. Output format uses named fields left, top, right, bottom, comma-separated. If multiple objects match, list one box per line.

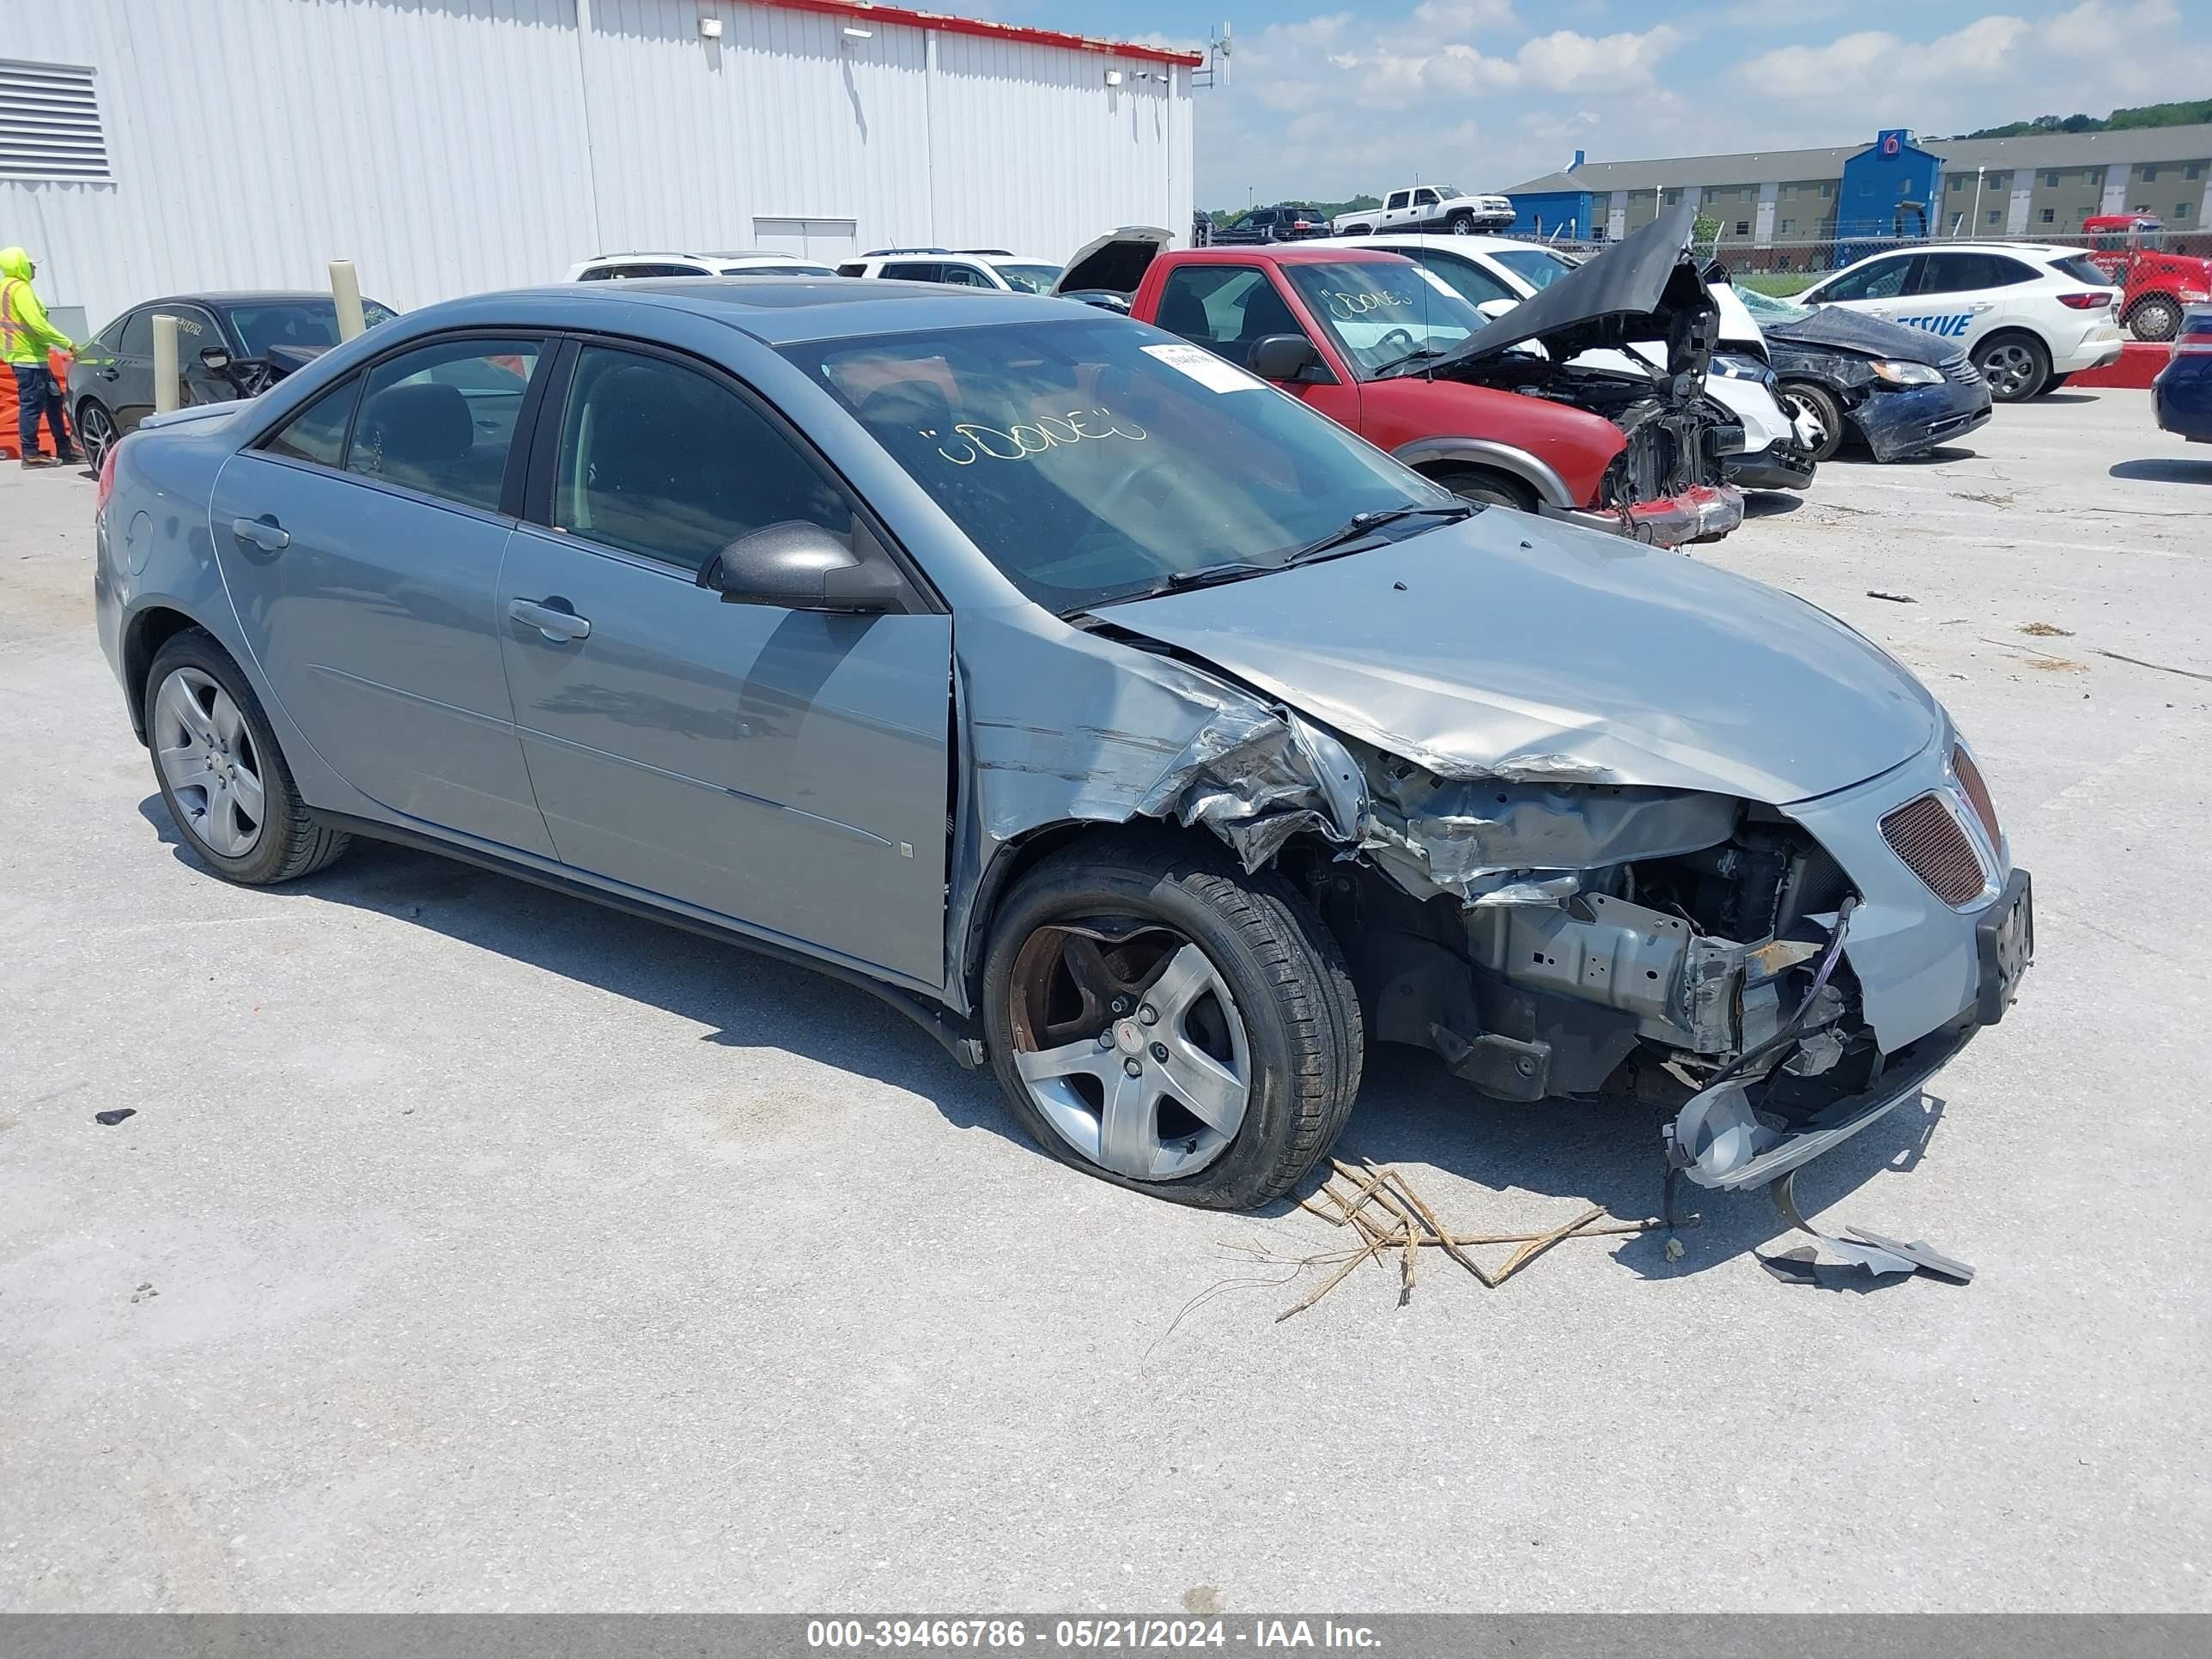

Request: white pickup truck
left=1334, top=185, right=1516, bottom=237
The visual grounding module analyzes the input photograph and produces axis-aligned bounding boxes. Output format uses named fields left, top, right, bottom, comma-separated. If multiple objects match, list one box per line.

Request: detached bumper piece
left=1723, top=440, right=1816, bottom=492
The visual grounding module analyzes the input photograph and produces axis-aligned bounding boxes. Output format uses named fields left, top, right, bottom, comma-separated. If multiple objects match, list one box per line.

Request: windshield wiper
left=1283, top=502, right=1474, bottom=563
left=1110, top=505, right=1474, bottom=605
left=1370, top=344, right=1453, bottom=379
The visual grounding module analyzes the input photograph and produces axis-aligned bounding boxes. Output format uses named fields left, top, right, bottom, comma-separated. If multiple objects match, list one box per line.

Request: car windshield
left=988, top=261, right=1063, bottom=294
left=220, top=299, right=396, bottom=356
left=780, top=316, right=1455, bottom=613
left=1735, top=286, right=1819, bottom=325
left=1278, top=259, right=1487, bottom=377
left=1427, top=186, right=1459, bottom=199
left=1492, top=248, right=1576, bottom=291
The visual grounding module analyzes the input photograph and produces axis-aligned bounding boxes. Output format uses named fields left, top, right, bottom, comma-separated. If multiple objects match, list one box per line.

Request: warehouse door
left=754, top=217, right=859, bottom=263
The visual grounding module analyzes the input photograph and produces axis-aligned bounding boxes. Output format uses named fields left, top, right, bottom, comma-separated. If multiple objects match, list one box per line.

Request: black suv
left=1212, top=205, right=1330, bottom=245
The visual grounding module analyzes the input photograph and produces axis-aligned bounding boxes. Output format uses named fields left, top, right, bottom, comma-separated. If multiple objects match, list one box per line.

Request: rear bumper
left=1723, top=441, right=1816, bottom=492
left=2153, top=362, right=2212, bottom=440
left=2054, top=326, right=2126, bottom=374
left=1854, top=379, right=1993, bottom=462
left=1544, top=483, right=1746, bottom=548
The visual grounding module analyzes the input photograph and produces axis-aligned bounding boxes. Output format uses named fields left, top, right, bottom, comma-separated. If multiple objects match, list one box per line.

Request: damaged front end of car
left=1427, top=203, right=1745, bottom=544
left=956, top=521, right=2031, bottom=1200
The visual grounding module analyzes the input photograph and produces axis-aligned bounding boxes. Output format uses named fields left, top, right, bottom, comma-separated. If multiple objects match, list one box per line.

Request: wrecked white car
left=100, top=278, right=2031, bottom=1214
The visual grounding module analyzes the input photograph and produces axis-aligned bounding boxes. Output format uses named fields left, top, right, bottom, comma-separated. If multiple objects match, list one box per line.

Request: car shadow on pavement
left=1742, top=491, right=1803, bottom=519
left=1867, top=443, right=1979, bottom=466
left=139, top=795, right=1965, bottom=1284
left=2030, top=392, right=2101, bottom=405
left=2111, top=457, right=2212, bottom=483
left=135, top=796, right=1021, bottom=1137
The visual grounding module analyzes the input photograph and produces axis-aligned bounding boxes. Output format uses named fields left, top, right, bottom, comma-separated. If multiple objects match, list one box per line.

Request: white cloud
left=1741, top=17, right=2031, bottom=100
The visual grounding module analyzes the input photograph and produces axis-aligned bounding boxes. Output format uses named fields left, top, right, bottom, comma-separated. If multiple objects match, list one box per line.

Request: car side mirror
left=1703, top=261, right=1734, bottom=285
left=694, top=520, right=907, bottom=613
left=199, top=347, right=232, bottom=371
left=1475, top=297, right=1519, bottom=321
left=1247, top=332, right=1325, bottom=383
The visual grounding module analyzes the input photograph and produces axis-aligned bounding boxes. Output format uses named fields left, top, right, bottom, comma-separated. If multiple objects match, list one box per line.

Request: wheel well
left=2125, top=291, right=2179, bottom=311
left=1414, top=459, right=1539, bottom=513
left=1974, top=325, right=2046, bottom=354
left=959, top=817, right=1313, bottom=1012
left=121, top=606, right=207, bottom=742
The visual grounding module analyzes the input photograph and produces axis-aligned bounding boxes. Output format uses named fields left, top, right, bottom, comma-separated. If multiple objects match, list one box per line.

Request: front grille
left=1952, top=746, right=2001, bottom=846
left=1943, top=353, right=1981, bottom=386
left=1881, top=793, right=1986, bottom=905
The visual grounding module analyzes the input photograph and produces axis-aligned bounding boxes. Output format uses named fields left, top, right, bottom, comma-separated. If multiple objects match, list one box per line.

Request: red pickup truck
left=2082, top=215, right=2212, bottom=343
left=1055, top=227, right=1741, bottom=547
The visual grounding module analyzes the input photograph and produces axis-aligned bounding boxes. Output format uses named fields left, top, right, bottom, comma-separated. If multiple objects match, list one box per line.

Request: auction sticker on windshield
left=1142, top=342, right=1264, bottom=393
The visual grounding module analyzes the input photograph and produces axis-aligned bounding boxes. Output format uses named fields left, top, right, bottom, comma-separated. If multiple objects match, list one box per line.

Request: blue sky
left=966, top=0, right=2211, bottom=208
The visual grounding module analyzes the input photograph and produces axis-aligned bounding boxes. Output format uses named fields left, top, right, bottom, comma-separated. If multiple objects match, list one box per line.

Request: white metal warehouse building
left=0, top=0, right=1199, bottom=332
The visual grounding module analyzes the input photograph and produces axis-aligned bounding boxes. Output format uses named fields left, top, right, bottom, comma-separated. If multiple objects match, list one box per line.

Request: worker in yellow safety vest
left=1, top=246, right=82, bottom=468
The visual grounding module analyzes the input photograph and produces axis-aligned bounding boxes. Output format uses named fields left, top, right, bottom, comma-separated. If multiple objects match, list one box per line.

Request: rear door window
left=345, top=337, right=544, bottom=513
left=884, top=262, right=943, bottom=283
left=118, top=310, right=154, bottom=357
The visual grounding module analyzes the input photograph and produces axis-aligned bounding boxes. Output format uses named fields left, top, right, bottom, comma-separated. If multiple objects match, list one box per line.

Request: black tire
left=2126, top=295, right=2181, bottom=343
left=1971, top=331, right=2051, bottom=402
left=1423, top=462, right=1538, bottom=513
left=76, top=398, right=118, bottom=470
left=1778, top=381, right=1845, bottom=463
left=2038, top=373, right=2073, bottom=395
left=981, top=831, right=1363, bottom=1211
left=1340, top=223, right=1373, bottom=238
left=144, top=628, right=350, bottom=885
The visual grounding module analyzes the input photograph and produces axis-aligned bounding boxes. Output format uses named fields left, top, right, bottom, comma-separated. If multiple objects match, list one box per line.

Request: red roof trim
left=742, top=0, right=1205, bottom=68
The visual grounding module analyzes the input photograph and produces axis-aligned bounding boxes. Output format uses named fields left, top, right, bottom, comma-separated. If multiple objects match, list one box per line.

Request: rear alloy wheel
left=1779, top=382, right=1844, bottom=463
left=983, top=836, right=1362, bottom=1210
left=1972, top=332, right=2050, bottom=402
left=2127, top=296, right=2181, bottom=343
left=76, top=400, right=117, bottom=470
left=145, top=629, right=350, bottom=885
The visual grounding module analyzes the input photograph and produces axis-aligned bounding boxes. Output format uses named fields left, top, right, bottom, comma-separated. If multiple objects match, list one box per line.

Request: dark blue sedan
left=2154, top=303, right=2212, bottom=441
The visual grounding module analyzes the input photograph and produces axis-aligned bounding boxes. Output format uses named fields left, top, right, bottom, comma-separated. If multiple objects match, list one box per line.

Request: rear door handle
left=509, top=597, right=591, bottom=642
left=230, top=515, right=289, bottom=551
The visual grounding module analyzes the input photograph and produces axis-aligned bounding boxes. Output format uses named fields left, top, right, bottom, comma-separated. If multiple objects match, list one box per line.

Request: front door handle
left=509, top=597, right=592, bottom=642
left=230, top=515, right=289, bottom=551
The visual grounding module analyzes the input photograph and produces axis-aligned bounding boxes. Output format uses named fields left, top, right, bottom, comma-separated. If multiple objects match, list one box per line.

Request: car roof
left=1172, top=246, right=1413, bottom=267
left=138, top=291, right=343, bottom=307
left=1835, top=241, right=2078, bottom=266
left=439, top=276, right=1085, bottom=346
left=586, top=251, right=818, bottom=264
left=1311, top=234, right=1559, bottom=258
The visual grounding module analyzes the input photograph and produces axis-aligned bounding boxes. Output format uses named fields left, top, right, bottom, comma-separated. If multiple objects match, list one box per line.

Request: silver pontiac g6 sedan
left=94, top=277, right=2031, bottom=1210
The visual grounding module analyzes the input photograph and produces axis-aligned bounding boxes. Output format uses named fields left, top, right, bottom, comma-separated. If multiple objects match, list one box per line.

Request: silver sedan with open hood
left=93, top=276, right=2031, bottom=1211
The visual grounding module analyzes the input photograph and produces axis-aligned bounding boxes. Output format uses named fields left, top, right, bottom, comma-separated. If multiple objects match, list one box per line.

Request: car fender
left=1388, top=434, right=1577, bottom=508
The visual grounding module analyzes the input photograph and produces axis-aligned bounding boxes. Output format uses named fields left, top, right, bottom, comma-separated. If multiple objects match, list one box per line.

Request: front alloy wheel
left=981, top=836, right=1364, bottom=1210
left=1008, top=925, right=1251, bottom=1181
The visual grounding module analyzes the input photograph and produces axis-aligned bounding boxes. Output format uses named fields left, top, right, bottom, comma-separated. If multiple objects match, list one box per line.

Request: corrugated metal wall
left=0, top=0, right=1194, bottom=330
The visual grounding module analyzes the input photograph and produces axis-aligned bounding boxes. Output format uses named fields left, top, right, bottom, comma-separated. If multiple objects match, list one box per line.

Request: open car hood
left=1434, top=203, right=1715, bottom=376
left=1052, top=226, right=1173, bottom=301
left=1101, top=507, right=1936, bottom=805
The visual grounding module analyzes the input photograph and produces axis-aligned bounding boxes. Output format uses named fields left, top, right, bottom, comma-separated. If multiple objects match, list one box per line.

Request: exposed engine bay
left=1279, top=767, right=1872, bottom=1127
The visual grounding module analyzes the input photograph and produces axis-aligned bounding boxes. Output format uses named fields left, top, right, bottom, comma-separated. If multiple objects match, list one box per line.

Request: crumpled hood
left=0, top=246, right=31, bottom=282
left=1763, top=304, right=1958, bottom=365
left=1103, top=511, right=1938, bottom=805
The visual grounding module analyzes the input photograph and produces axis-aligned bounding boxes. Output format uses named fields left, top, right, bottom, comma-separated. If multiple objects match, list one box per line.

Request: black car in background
left=68, top=291, right=397, bottom=465
left=1725, top=276, right=1992, bottom=464
left=1212, top=204, right=1330, bottom=245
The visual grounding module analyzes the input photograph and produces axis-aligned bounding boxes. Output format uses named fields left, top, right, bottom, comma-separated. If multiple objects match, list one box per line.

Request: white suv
left=1797, top=244, right=2123, bottom=400
left=568, top=251, right=842, bottom=281
left=836, top=249, right=1065, bottom=293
